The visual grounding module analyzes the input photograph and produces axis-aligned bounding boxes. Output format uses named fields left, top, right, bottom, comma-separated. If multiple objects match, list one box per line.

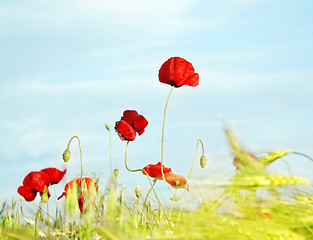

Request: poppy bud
left=41, top=186, right=48, bottom=203
left=135, top=186, right=141, bottom=198
left=200, top=155, right=207, bottom=168
left=105, top=123, right=111, bottom=131
left=63, top=149, right=71, bottom=163
left=114, top=169, right=119, bottom=177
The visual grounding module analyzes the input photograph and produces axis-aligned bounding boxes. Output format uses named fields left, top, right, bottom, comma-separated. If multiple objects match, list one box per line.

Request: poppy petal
left=142, top=162, right=172, bottom=180
left=30, top=171, right=50, bottom=194
left=18, top=186, right=37, bottom=201
left=57, top=192, right=67, bottom=200
left=22, top=172, right=35, bottom=188
left=164, top=172, right=189, bottom=191
left=133, top=115, right=148, bottom=135
left=121, top=110, right=139, bottom=126
left=58, top=177, right=98, bottom=214
left=115, top=120, right=136, bottom=141
left=41, top=168, right=67, bottom=185
left=184, top=73, right=199, bottom=87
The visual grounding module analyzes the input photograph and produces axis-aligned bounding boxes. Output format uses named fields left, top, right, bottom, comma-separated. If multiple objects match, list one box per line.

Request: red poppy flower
left=57, top=177, right=98, bottom=214
left=159, top=57, right=199, bottom=88
left=233, top=152, right=258, bottom=170
left=142, top=162, right=172, bottom=180
left=115, top=110, right=148, bottom=141
left=18, top=168, right=66, bottom=202
left=164, top=172, right=189, bottom=191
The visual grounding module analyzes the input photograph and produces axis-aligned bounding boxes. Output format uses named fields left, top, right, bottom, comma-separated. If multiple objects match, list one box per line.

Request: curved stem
left=184, top=139, right=205, bottom=199
left=124, top=141, right=172, bottom=227
left=159, top=86, right=187, bottom=224
left=143, top=180, right=157, bottom=206
left=177, top=139, right=205, bottom=223
left=67, top=136, right=83, bottom=180
left=124, top=141, right=142, bottom=173
left=293, top=151, right=313, bottom=162
left=144, top=173, right=172, bottom=228
left=161, top=86, right=175, bottom=166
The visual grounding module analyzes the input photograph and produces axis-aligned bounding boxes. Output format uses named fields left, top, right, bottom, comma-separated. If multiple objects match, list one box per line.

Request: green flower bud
left=114, top=169, right=119, bottom=177
left=135, top=186, right=141, bottom=198
left=200, top=155, right=207, bottom=168
left=41, top=186, right=48, bottom=203
left=105, top=123, right=111, bottom=131
left=63, top=149, right=71, bottom=163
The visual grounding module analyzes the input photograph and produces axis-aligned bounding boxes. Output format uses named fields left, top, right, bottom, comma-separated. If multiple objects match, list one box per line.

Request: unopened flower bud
left=41, top=186, right=49, bottom=203
left=135, top=186, right=141, bottom=198
left=200, top=155, right=207, bottom=168
left=105, top=123, right=111, bottom=131
left=63, top=149, right=71, bottom=163
left=114, top=169, right=119, bottom=177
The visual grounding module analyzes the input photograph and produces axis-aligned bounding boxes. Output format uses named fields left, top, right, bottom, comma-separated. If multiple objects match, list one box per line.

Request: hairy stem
left=124, top=141, right=173, bottom=227
left=160, top=86, right=186, bottom=224
left=67, top=136, right=83, bottom=181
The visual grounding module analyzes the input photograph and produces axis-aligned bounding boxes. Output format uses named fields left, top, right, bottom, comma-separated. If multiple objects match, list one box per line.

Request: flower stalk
left=66, top=136, right=83, bottom=181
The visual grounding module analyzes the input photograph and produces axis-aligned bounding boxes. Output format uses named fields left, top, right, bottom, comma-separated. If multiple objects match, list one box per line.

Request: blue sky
left=1, top=0, right=313, bottom=205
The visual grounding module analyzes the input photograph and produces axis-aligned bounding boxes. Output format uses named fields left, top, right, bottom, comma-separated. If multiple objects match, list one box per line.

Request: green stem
left=109, top=129, right=113, bottom=176
left=124, top=141, right=173, bottom=228
left=293, top=151, right=313, bottom=162
left=143, top=180, right=157, bottom=206
left=160, top=86, right=174, bottom=166
left=181, top=139, right=204, bottom=203
left=47, top=200, right=50, bottom=234
left=159, top=86, right=186, bottom=223
left=177, top=139, right=204, bottom=223
left=124, top=141, right=142, bottom=173
left=169, top=189, right=177, bottom=219
left=67, top=136, right=84, bottom=181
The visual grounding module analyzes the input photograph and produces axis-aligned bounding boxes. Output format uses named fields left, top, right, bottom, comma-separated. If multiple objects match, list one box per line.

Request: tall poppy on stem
left=115, top=110, right=148, bottom=141
left=58, top=177, right=98, bottom=214
left=18, top=168, right=66, bottom=202
left=157, top=57, right=198, bottom=224
left=142, top=162, right=172, bottom=180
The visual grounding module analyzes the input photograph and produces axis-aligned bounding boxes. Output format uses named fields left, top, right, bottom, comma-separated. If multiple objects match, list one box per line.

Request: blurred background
left=0, top=0, right=312, bottom=206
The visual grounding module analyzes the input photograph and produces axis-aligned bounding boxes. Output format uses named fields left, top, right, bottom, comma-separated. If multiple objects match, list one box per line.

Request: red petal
left=115, top=120, right=136, bottom=141
left=121, top=110, right=139, bottom=126
left=142, top=162, right=172, bottom=180
left=159, top=57, right=199, bottom=87
left=22, top=171, right=50, bottom=194
left=133, top=115, right=148, bottom=135
left=30, top=171, right=50, bottom=194
left=41, top=168, right=67, bottom=185
left=57, top=192, right=67, bottom=200
left=184, top=73, right=199, bottom=87
left=22, top=172, right=35, bottom=187
left=18, top=186, right=37, bottom=201
left=164, top=172, right=188, bottom=190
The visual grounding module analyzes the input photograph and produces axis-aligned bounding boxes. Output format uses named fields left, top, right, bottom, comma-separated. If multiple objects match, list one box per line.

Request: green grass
left=2, top=135, right=313, bottom=240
